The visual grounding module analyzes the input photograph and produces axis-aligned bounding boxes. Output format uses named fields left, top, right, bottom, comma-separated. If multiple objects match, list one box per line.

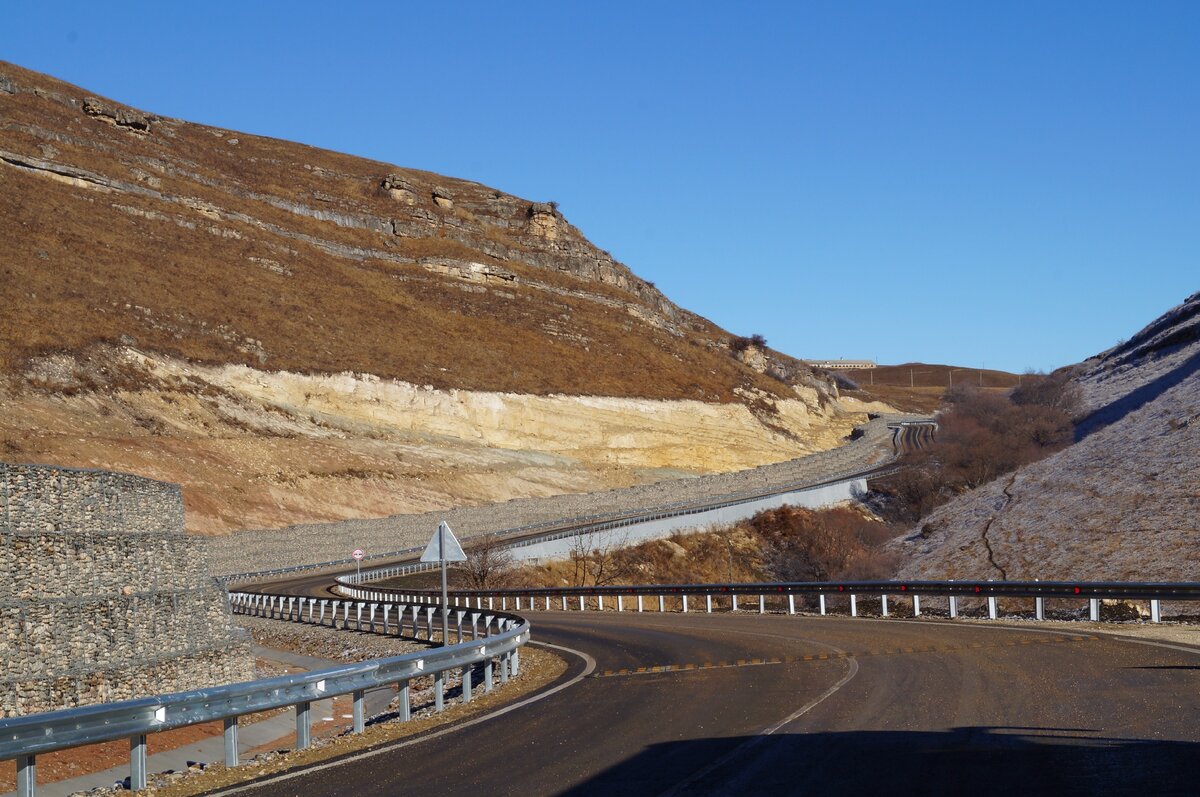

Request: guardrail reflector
left=315, top=680, right=326, bottom=693
left=153, top=707, right=166, bottom=723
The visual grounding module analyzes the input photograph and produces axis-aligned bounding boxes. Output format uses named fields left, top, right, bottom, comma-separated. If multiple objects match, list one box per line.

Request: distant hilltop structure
left=803, top=360, right=877, bottom=370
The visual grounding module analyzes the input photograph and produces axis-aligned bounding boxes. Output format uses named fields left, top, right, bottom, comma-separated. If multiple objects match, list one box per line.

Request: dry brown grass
left=498, top=505, right=901, bottom=587
left=0, top=61, right=794, bottom=404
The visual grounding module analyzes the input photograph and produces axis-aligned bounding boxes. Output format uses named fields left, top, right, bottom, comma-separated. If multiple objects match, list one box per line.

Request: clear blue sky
left=4, top=1, right=1197, bottom=372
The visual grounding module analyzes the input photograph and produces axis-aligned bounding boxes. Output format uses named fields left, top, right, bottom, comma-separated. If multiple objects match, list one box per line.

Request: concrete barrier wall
left=210, top=415, right=913, bottom=577
left=0, top=463, right=252, bottom=718
left=509, top=478, right=868, bottom=562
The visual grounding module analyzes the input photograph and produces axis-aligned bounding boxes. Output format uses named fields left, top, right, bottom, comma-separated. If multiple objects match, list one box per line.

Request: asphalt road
left=228, top=610, right=1200, bottom=796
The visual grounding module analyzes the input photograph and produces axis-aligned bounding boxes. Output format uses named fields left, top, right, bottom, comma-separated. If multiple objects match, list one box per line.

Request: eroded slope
left=895, top=292, right=1200, bottom=581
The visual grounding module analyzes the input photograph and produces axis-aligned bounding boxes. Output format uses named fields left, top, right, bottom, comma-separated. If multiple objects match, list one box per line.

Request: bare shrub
left=875, top=384, right=1078, bottom=522
left=751, top=506, right=901, bottom=581
left=462, top=534, right=514, bottom=589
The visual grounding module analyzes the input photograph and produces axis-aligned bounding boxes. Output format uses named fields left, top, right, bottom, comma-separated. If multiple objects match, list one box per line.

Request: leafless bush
left=876, top=384, right=1077, bottom=522
left=751, top=506, right=901, bottom=581
left=462, top=534, right=513, bottom=589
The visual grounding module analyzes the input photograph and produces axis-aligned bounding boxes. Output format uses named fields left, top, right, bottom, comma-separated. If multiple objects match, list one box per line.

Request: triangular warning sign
left=420, top=520, right=468, bottom=563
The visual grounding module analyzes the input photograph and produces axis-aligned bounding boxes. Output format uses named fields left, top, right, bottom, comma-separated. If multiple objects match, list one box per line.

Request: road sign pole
left=440, top=523, right=449, bottom=647
left=420, top=520, right=466, bottom=648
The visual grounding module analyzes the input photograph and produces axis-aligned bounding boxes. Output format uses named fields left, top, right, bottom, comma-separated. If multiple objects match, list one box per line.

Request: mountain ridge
left=0, top=61, right=887, bottom=533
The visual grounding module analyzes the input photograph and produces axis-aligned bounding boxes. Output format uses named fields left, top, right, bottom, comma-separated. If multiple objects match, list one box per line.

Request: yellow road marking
left=591, top=635, right=1098, bottom=678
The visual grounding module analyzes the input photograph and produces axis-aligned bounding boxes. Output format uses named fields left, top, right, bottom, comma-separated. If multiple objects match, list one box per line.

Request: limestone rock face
left=527, top=202, right=560, bottom=240
left=382, top=174, right=418, bottom=204
left=82, top=96, right=156, bottom=132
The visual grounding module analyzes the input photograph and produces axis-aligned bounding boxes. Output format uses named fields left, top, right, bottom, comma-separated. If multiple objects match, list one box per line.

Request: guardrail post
left=484, top=659, right=494, bottom=692
left=500, top=653, right=510, bottom=684
left=356, top=602, right=365, bottom=631
left=382, top=604, right=391, bottom=634
left=296, top=702, right=311, bottom=749
left=759, top=594, right=765, bottom=614
left=912, top=595, right=921, bottom=617
left=988, top=596, right=998, bottom=620
left=732, top=594, right=739, bottom=612
left=17, top=755, right=34, bottom=797
left=515, top=596, right=521, bottom=611
left=411, top=605, right=420, bottom=636
left=353, top=689, right=365, bottom=733
left=1035, top=597, right=1044, bottom=621
left=949, top=595, right=958, bottom=618
left=788, top=594, right=795, bottom=615
left=369, top=603, right=377, bottom=632
left=637, top=595, right=644, bottom=612
left=425, top=606, right=436, bottom=640
left=224, top=716, right=238, bottom=767
left=512, top=648, right=521, bottom=677
left=130, top=734, right=148, bottom=791
left=659, top=595, right=665, bottom=612
left=546, top=596, right=551, bottom=611
left=881, top=595, right=889, bottom=617
left=1151, top=599, right=1161, bottom=623
left=561, top=596, right=567, bottom=610
left=1089, top=598, right=1100, bottom=622
left=343, top=602, right=351, bottom=629
left=462, top=665, right=473, bottom=703
left=682, top=595, right=689, bottom=613
left=502, top=597, right=508, bottom=610
left=456, top=610, right=465, bottom=643
left=598, top=595, right=605, bottom=611
left=471, top=613, right=480, bottom=639
left=579, top=595, right=585, bottom=611
left=399, top=680, right=411, bottom=721
left=819, top=594, right=826, bottom=615
left=488, top=597, right=494, bottom=610
left=434, top=670, right=445, bottom=712
left=618, top=595, right=624, bottom=612
left=706, top=595, right=712, bottom=613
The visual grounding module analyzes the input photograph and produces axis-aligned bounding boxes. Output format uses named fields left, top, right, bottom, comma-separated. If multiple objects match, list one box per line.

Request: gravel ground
left=240, top=615, right=429, bottom=663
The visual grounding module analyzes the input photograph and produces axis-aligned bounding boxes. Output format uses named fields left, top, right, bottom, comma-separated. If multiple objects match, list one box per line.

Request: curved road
left=229, top=607, right=1200, bottom=796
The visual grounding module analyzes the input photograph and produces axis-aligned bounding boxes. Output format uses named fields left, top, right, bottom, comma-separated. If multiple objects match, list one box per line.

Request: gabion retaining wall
left=0, top=463, right=252, bottom=718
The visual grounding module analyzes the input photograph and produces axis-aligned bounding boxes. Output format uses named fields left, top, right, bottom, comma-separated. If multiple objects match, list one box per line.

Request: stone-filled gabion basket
left=0, top=462, right=253, bottom=717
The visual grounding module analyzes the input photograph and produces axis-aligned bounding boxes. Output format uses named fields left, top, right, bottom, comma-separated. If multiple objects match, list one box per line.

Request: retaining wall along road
left=0, top=463, right=252, bottom=718
left=212, top=415, right=920, bottom=578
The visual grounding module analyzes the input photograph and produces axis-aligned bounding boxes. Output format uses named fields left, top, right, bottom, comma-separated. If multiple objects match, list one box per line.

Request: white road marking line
left=657, top=645, right=859, bottom=797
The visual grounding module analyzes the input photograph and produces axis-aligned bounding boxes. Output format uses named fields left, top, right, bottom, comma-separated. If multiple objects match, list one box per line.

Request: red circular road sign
left=352, top=549, right=365, bottom=560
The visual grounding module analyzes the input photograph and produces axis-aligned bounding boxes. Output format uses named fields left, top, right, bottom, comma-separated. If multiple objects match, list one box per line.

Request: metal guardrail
left=1, top=592, right=529, bottom=797
left=221, top=418, right=934, bottom=587
left=352, top=579, right=1200, bottom=624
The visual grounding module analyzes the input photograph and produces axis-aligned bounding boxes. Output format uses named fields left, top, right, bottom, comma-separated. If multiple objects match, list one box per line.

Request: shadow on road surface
left=558, top=726, right=1200, bottom=796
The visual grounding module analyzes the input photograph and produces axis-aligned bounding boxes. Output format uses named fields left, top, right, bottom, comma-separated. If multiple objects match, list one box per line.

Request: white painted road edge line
left=657, top=644, right=859, bottom=797
left=202, top=641, right=596, bottom=797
